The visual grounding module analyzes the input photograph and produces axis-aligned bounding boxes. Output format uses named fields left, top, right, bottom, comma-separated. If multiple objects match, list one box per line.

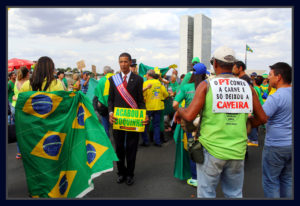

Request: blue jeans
left=8, top=102, right=15, bottom=125
left=248, top=127, right=258, bottom=142
left=142, top=110, right=161, bottom=145
left=101, top=114, right=110, bottom=137
left=187, top=132, right=197, bottom=180
left=196, top=148, right=244, bottom=198
left=262, top=145, right=292, bottom=198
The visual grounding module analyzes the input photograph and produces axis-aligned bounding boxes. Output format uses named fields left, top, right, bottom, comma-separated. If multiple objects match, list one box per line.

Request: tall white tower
left=193, top=14, right=212, bottom=71
left=179, top=15, right=194, bottom=75
left=179, top=14, right=212, bottom=74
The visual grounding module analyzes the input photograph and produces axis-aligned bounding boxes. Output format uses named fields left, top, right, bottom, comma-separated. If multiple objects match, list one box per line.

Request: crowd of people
left=8, top=45, right=292, bottom=198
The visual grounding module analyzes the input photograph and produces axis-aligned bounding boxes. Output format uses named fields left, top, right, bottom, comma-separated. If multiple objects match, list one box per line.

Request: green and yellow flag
left=173, top=124, right=191, bottom=180
left=15, top=91, right=118, bottom=198
left=172, top=101, right=191, bottom=180
left=246, top=44, right=253, bottom=52
left=138, top=63, right=170, bottom=80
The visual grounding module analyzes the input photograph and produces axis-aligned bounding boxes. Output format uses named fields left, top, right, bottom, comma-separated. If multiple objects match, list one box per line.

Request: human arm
left=176, top=81, right=207, bottom=122
left=173, top=87, right=185, bottom=111
left=173, top=101, right=180, bottom=111
left=136, top=75, right=146, bottom=109
left=160, top=76, right=169, bottom=84
left=248, top=86, right=268, bottom=127
left=143, top=83, right=152, bottom=92
left=83, top=75, right=90, bottom=87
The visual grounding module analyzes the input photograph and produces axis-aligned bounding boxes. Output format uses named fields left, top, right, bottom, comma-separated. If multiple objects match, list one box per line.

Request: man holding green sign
left=108, top=53, right=148, bottom=186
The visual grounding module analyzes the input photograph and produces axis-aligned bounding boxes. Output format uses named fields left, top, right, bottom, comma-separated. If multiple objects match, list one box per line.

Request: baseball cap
left=210, top=46, right=236, bottom=64
left=193, top=63, right=210, bottom=75
left=83, top=71, right=89, bottom=75
left=192, top=57, right=200, bottom=64
left=262, top=73, right=268, bottom=78
left=251, top=72, right=257, bottom=77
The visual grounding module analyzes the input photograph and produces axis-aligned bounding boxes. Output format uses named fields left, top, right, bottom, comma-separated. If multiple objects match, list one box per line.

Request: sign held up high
left=76, top=60, right=86, bottom=71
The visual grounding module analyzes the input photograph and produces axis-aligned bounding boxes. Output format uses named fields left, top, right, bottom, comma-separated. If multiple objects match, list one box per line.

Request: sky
left=8, top=7, right=292, bottom=74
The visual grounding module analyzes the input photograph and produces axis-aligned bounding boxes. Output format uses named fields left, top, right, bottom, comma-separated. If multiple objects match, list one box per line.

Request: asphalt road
left=7, top=129, right=266, bottom=199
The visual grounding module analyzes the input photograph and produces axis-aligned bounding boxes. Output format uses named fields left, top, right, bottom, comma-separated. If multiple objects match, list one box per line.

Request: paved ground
left=7, top=129, right=266, bottom=199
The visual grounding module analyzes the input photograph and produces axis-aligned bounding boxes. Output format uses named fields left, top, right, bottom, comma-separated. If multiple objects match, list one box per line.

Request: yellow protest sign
left=76, top=60, right=86, bottom=71
left=113, top=107, right=146, bottom=132
left=92, top=65, right=96, bottom=74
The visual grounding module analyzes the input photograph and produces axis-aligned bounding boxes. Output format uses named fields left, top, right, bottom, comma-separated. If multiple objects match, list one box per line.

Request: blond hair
left=17, top=66, right=29, bottom=81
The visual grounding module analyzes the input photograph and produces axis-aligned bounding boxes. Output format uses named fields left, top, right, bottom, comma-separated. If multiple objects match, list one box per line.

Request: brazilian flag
left=85, top=78, right=99, bottom=103
left=15, top=91, right=118, bottom=198
left=246, top=44, right=253, bottom=52
left=173, top=101, right=191, bottom=180
left=138, top=63, right=170, bottom=80
left=173, top=124, right=191, bottom=180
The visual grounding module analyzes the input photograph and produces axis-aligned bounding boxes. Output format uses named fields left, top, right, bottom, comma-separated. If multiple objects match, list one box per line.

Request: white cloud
left=7, top=8, right=292, bottom=72
left=153, top=53, right=179, bottom=60
left=75, top=13, right=95, bottom=23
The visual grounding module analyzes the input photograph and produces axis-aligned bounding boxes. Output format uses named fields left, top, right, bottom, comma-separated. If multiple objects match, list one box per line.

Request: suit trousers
left=112, top=129, right=140, bottom=177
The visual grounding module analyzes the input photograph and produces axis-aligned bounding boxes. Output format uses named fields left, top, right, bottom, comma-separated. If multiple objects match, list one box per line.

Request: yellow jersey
left=143, top=79, right=169, bottom=111
left=20, top=79, right=64, bottom=92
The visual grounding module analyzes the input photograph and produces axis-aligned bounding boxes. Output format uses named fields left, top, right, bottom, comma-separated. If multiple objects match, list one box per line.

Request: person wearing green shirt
left=94, top=66, right=114, bottom=137
left=173, top=62, right=209, bottom=188
left=247, top=75, right=265, bottom=146
left=8, top=71, right=16, bottom=125
left=175, top=46, right=267, bottom=198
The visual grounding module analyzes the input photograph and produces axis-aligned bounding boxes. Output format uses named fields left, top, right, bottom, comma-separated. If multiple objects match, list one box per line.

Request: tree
left=72, top=68, right=79, bottom=73
left=56, top=68, right=66, bottom=72
left=66, top=67, right=72, bottom=72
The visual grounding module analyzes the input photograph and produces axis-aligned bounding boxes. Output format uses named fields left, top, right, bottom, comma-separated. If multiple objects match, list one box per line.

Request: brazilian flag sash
left=112, top=73, right=138, bottom=109
left=15, top=91, right=118, bottom=198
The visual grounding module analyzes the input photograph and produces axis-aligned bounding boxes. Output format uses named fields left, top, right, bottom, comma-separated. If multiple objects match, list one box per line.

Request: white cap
left=211, top=46, right=236, bottom=63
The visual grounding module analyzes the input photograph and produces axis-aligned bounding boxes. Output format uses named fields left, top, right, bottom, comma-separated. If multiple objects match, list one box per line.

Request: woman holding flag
left=172, top=63, right=209, bottom=187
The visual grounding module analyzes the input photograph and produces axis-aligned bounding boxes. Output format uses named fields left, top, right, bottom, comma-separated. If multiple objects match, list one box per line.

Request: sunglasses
left=210, top=58, right=214, bottom=65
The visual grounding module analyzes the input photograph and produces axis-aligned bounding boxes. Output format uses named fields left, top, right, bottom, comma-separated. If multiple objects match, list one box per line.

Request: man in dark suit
left=108, top=52, right=147, bottom=185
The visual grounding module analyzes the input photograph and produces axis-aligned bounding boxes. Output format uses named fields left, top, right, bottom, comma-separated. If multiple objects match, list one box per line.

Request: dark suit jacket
left=108, top=72, right=145, bottom=114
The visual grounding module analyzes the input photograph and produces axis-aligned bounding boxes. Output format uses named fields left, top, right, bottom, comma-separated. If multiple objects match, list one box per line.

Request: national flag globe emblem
left=86, top=144, right=96, bottom=164
left=59, top=174, right=68, bottom=195
left=31, top=94, right=53, bottom=115
left=77, top=106, right=85, bottom=126
left=43, top=135, right=62, bottom=156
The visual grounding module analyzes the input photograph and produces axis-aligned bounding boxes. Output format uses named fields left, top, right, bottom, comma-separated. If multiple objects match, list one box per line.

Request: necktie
left=123, top=75, right=127, bottom=88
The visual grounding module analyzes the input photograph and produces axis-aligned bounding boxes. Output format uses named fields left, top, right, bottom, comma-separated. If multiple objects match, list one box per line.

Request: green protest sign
left=113, top=107, right=146, bottom=132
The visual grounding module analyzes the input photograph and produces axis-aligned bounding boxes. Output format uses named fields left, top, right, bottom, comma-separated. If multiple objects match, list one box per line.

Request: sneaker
left=187, top=178, right=198, bottom=187
left=16, top=153, right=22, bottom=159
left=247, top=140, right=258, bottom=147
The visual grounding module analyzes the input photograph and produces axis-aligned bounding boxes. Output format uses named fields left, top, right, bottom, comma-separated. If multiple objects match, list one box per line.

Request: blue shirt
left=263, top=87, right=292, bottom=147
left=80, top=79, right=89, bottom=94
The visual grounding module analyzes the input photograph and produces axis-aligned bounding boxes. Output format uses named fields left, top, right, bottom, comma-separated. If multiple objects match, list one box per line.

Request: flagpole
left=245, top=44, right=247, bottom=68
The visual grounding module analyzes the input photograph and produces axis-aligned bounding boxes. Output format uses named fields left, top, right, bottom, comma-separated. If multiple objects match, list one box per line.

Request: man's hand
left=109, top=112, right=117, bottom=124
left=174, top=111, right=181, bottom=124
left=142, top=115, right=149, bottom=125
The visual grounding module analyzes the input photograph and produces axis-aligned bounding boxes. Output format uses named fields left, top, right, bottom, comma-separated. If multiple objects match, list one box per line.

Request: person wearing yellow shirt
left=141, top=70, right=169, bottom=147
left=20, top=56, right=64, bottom=93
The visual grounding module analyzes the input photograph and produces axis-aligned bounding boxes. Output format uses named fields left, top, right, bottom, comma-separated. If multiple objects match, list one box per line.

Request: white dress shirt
left=121, top=71, right=131, bottom=83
